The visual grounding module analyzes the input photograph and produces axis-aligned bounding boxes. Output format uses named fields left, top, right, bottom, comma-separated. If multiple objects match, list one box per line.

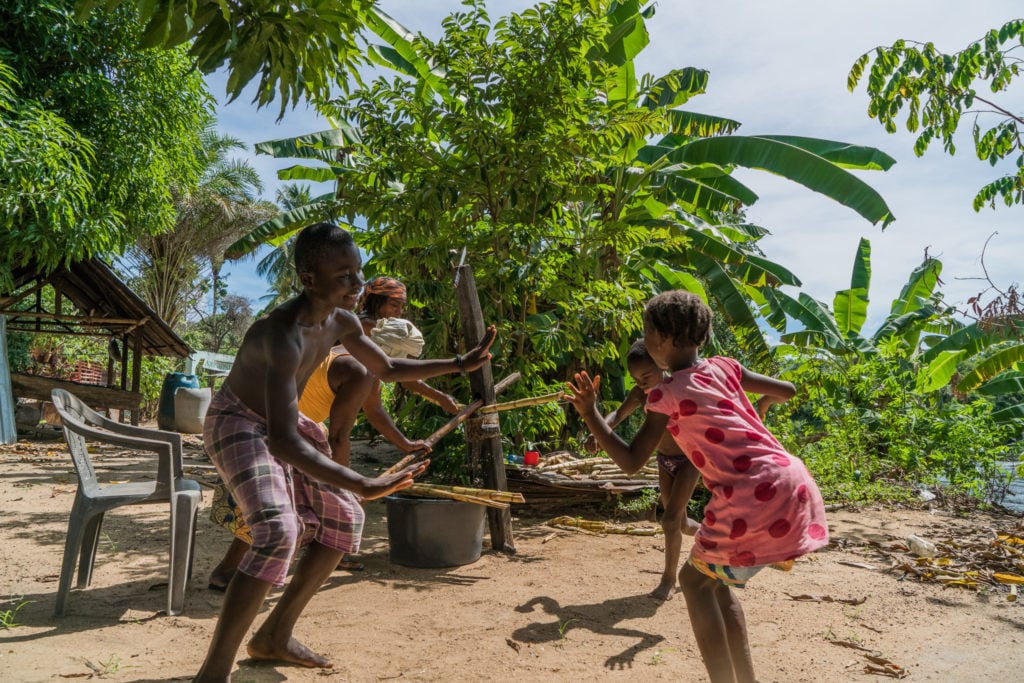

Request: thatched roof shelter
left=0, top=258, right=191, bottom=426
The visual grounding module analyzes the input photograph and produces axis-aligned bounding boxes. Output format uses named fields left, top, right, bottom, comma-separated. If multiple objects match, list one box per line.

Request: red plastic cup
left=523, top=450, right=540, bottom=467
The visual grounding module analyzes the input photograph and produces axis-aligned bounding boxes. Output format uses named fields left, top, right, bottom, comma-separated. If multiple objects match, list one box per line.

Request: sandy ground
left=1, top=432, right=1023, bottom=682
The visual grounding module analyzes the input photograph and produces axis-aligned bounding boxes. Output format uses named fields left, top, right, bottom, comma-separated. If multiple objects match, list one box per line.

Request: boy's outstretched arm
left=346, top=323, right=497, bottom=383
left=263, top=328, right=426, bottom=497
left=566, top=372, right=665, bottom=475
left=740, top=367, right=796, bottom=420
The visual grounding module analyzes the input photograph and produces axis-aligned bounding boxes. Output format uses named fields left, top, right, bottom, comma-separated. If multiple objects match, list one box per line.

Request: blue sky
left=212, top=0, right=1022, bottom=330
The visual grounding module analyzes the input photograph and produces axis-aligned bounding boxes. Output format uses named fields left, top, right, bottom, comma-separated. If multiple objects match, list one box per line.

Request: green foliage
left=186, top=294, right=253, bottom=354
left=75, top=0, right=373, bottom=118
left=231, top=0, right=894, bottom=448
left=0, top=0, right=211, bottom=283
left=139, top=355, right=178, bottom=419
left=0, top=62, right=117, bottom=285
left=119, top=126, right=276, bottom=330
left=4, top=328, right=32, bottom=373
left=616, top=486, right=659, bottom=515
left=779, top=238, right=1024, bottom=429
left=849, top=19, right=1024, bottom=210
left=773, top=348, right=1016, bottom=506
left=0, top=596, right=31, bottom=629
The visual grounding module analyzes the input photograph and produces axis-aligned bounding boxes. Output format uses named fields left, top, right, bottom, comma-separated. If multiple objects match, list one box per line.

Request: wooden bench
left=10, top=373, right=142, bottom=411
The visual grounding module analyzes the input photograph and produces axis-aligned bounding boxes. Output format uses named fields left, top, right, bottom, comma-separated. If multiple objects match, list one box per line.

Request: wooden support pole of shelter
left=130, top=332, right=143, bottom=425
left=454, top=263, right=515, bottom=553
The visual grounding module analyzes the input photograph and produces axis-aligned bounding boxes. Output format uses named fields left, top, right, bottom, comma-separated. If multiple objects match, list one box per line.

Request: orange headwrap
left=359, top=276, right=407, bottom=309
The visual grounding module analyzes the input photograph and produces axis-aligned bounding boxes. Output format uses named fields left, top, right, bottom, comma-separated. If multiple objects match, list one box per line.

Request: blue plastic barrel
left=158, top=372, right=199, bottom=430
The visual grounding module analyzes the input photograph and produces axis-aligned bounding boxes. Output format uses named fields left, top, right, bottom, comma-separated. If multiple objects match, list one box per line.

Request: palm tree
left=255, top=184, right=313, bottom=311
left=125, top=126, right=278, bottom=334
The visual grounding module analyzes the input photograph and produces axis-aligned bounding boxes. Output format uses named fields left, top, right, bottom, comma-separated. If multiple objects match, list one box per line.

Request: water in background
left=999, top=461, right=1024, bottom=513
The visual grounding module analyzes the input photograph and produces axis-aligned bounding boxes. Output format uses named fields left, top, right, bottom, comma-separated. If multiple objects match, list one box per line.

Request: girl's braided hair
left=644, top=291, right=712, bottom=348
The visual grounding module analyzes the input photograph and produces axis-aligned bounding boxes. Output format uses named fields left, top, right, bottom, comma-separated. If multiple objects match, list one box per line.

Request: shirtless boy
left=193, top=223, right=495, bottom=682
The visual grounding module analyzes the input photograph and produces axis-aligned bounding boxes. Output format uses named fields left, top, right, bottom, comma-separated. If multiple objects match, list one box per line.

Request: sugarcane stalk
left=404, top=484, right=509, bottom=509
left=381, top=372, right=522, bottom=476
left=424, top=483, right=525, bottom=503
left=493, top=372, right=521, bottom=395
left=381, top=399, right=483, bottom=475
left=476, top=391, right=565, bottom=414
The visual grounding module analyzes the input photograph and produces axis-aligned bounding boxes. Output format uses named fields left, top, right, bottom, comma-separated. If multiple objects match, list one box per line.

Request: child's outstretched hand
left=566, top=371, right=601, bottom=416
left=461, top=325, right=498, bottom=372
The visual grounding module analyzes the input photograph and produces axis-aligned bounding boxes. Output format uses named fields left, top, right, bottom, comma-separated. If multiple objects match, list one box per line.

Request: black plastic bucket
left=385, top=495, right=486, bottom=568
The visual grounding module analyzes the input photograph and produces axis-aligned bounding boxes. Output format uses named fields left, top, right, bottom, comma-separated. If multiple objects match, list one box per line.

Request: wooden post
left=130, top=333, right=143, bottom=425
left=454, top=264, right=515, bottom=553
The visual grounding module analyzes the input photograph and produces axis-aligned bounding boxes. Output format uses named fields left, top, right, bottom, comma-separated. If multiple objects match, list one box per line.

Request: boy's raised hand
left=461, top=325, right=498, bottom=372
left=566, top=371, right=602, bottom=416
left=361, top=460, right=429, bottom=500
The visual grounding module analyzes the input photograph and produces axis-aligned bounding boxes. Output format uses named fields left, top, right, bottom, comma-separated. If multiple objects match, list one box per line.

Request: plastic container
left=523, top=450, right=540, bottom=467
left=158, top=373, right=199, bottom=430
left=907, top=534, right=936, bottom=557
left=174, top=386, right=212, bottom=434
left=385, top=495, right=486, bottom=568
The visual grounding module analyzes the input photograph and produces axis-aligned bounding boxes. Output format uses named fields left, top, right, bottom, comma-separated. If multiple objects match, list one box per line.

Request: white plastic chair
left=50, top=388, right=202, bottom=616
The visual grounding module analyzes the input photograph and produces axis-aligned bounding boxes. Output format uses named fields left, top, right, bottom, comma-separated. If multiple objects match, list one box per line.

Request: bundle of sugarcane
left=535, top=455, right=659, bottom=481
left=545, top=515, right=662, bottom=536
left=402, top=483, right=522, bottom=509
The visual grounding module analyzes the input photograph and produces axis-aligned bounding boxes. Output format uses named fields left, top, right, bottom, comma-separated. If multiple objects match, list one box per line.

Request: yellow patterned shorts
left=209, top=481, right=252, bottom=544
left=689, top=556, right=794, bottom=589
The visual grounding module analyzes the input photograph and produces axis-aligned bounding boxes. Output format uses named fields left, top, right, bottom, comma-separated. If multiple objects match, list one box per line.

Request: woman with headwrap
left=357, top=276, right=460, bottom=415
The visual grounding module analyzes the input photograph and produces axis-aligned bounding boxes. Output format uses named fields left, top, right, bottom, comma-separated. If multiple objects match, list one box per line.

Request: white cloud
left=212, top=0, right=1023, bottom=328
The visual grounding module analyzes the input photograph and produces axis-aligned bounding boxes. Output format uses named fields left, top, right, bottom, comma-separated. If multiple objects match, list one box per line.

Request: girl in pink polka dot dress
left=567, top=290, right=828, bottom=683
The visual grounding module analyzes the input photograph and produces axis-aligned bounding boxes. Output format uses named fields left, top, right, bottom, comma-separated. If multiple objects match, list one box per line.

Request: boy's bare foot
left=246, top=635, right=333, bottom=669
left=650, top=579, right=676, bottom=601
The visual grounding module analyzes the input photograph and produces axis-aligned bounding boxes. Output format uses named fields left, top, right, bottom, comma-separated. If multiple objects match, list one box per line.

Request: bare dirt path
left=1, top=435, right=1022, bottom=682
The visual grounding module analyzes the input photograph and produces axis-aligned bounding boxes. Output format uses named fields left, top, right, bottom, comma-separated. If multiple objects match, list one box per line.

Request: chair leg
left=55, top=502, right=88, bottom=617
left=77, top=512, right=105, bottom=588
left=168, top=492, right=200, bottom=616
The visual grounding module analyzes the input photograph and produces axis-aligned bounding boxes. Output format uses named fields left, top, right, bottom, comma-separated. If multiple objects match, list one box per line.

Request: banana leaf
left=917, top=349, right=966, bottom=393
left=958, top=345, right=1024, bottom=392
left=669, top=135, right=896, bottom=226
left=225, top=194, right=337, bottom=259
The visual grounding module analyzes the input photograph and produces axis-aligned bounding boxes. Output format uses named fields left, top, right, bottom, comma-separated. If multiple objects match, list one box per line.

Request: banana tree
left=775, top=237, right=1024, bottom=425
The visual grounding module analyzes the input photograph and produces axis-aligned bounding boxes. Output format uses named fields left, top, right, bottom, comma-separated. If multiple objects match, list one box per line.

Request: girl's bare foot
left=650, top=578, right=676, bottom=601
left=246, top=634, right=333, bottom=669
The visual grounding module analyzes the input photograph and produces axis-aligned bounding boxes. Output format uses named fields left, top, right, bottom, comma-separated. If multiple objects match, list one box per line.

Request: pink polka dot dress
left=645, top=356, right=829, bottom=567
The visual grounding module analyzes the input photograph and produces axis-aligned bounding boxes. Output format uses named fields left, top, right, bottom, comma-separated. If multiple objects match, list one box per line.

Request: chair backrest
left=50, top=388, right=100, bottom=492
left=51, top=387, right=186, bottom=500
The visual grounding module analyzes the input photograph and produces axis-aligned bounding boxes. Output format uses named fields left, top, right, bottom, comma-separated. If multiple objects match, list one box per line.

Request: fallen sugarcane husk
left=545, top=514, right=662, bottom=536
